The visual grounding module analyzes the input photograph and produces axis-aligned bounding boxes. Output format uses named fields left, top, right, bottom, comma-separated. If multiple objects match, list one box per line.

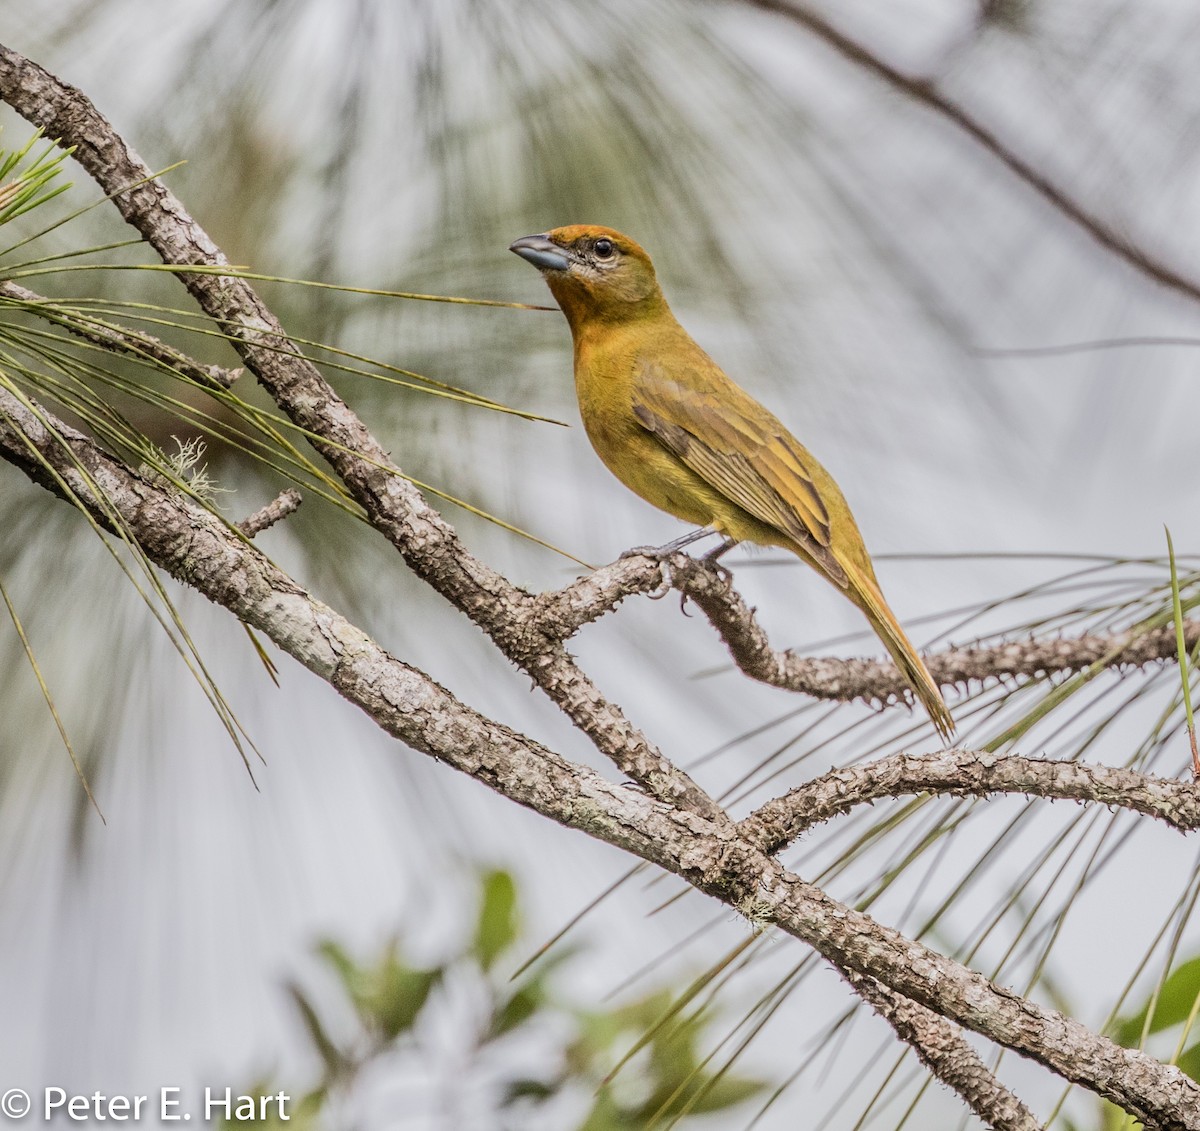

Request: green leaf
left=473, top=868, right=519, bottom=971
left=489, top=982, right=544, bottom=1039
left=576, top=1090, right=625, bottom=1131
left=316, top=939, right=361, bottom=997
left=316, top=937, right=440, bottom=1041
left=1114, top=955, right=1200, bottom=1044
left=675, top=1073, right=766, bottom=1114
left=371, top=946, right=441, bottom=1041
left=0, top=129, right=74, bottom=229
left=1166, top=526, right=1198, bottom=766
left=285, top=983, right=348, bottom=1078
left=0, top=569, right=102, bottom=820
left=501, top=1077, right=558, bottom=1105
left=1177, top=1041, right=1200, bottom=1083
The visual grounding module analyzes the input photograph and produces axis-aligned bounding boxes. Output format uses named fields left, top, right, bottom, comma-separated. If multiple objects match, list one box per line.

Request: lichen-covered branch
left=742, top=749, right=1200, bottom=856
left=841, top=968, right=1043, bottom=1131
left=540, top=549, right=1193, bottom=708
left=0, top=384, right=678, bottom=856
left=3, top=387, right=1198, bottom=1127
left=0, top=43, right=719, bottom=822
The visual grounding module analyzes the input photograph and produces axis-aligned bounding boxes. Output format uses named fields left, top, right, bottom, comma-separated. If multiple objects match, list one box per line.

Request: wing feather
left=632, top=360, right=846, bottom=584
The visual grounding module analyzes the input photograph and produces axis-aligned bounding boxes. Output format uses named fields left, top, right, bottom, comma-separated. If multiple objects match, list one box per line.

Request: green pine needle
left=0, top=128, right=75, bottom=227
left=0, top=569, right=104, bottom=822
left=1166, top=526, right=1198, bottom=772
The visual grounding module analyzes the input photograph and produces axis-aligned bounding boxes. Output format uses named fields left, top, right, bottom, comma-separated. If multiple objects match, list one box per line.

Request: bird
left=510, top=224, right=954, bottom=741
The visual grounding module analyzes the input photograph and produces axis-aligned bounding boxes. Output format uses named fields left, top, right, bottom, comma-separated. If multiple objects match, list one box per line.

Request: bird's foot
left=620, top=526, right=718, bottom=561
left=699, top=538, right=737, bottom=584
left=701, top=537, right=736, bottom=563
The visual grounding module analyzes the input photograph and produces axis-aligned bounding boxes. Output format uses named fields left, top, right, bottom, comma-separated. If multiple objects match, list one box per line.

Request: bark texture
left=2, top=42, right=1198, bottom=1131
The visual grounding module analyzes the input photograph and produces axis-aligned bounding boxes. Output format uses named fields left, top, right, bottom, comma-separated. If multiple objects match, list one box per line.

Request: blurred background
left=3, top=1, right=1200, bottom=1127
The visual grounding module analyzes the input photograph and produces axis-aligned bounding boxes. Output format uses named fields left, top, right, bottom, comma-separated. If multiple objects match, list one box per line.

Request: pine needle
left=1166, top=526, right=1198, bottom=775
left=0, top=569, right=104, bottom=822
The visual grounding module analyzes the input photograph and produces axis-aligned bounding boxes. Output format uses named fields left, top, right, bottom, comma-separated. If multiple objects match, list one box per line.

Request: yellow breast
left=572, top=322, right=748, bottom=531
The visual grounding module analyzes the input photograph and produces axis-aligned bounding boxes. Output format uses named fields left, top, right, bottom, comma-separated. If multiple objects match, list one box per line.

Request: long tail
left=846, top=565, right=955, bottom=742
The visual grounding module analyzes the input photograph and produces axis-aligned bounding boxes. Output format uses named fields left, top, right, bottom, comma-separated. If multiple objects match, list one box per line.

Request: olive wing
left=632, top=359, right=847, bottom=586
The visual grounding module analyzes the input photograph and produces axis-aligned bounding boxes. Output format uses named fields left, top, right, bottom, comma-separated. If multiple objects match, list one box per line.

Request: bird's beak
left=509, top=234, right=571, bottom=272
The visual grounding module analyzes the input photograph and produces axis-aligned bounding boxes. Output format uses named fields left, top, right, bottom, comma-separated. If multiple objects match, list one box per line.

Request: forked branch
left=2, top=42, right=1199, bottom=1130
left=540, top=550, right=1193, bottom=710
left=0, top=43, right=720, bottom=823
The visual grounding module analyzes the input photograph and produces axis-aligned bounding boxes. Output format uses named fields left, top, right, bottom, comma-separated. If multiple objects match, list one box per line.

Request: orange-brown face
left=510, top=225, right=663, bottom=326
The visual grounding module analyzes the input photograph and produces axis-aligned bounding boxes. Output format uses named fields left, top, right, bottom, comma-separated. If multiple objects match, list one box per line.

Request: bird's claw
left=648, top=582, right=672, bottom=601
left=621, top=526, right=721, bottom=563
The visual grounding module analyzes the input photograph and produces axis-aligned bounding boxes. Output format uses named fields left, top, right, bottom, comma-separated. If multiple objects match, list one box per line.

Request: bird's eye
left=593, top=238, right=615, bottom=259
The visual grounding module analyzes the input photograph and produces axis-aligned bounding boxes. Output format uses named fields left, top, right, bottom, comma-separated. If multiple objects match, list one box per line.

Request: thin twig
left=0, top=279, right=242, bottom=389
left=540, top=550, right=1194, bottom=706
left=741, top=749, right=1200, bottom=856
left=738, top=0, right=1200, bottom=307
left=236, top=488, right=302, bottom=537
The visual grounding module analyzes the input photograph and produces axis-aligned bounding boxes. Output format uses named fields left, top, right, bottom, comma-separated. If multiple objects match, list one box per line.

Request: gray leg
left=621, top=526, right=719, bottom=560
left=702, top=537, right=737, bottom=562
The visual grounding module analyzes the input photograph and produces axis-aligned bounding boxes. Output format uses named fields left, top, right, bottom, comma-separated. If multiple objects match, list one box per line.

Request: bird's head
left=509, top=225, right=665, bottom=330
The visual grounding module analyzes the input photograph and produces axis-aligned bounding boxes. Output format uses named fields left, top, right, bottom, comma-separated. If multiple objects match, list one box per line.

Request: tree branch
left=1, top=43, right=1183, bottom=789
left=737, top=0, right=1200, bottom=307
left=841, top=968, right=1043, bottom=1131
left=0, top=383, right=681, bottom=856
left=540, top=550, right=1192, bottom=707
left=0, top=42, right=720, bottom=823
left=237, top=488, right=302, bottom=537
left=0, top=279, right=241, bottom=390
left=3, top=386, right=1196, bottom=1127
left=741, top=749, right=1200, bottom=855
left=5, top=46, right=1200, bottom=1126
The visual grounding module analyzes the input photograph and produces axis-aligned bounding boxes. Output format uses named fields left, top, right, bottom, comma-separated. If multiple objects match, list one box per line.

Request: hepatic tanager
left=511, top=224, right=954, bottom=741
